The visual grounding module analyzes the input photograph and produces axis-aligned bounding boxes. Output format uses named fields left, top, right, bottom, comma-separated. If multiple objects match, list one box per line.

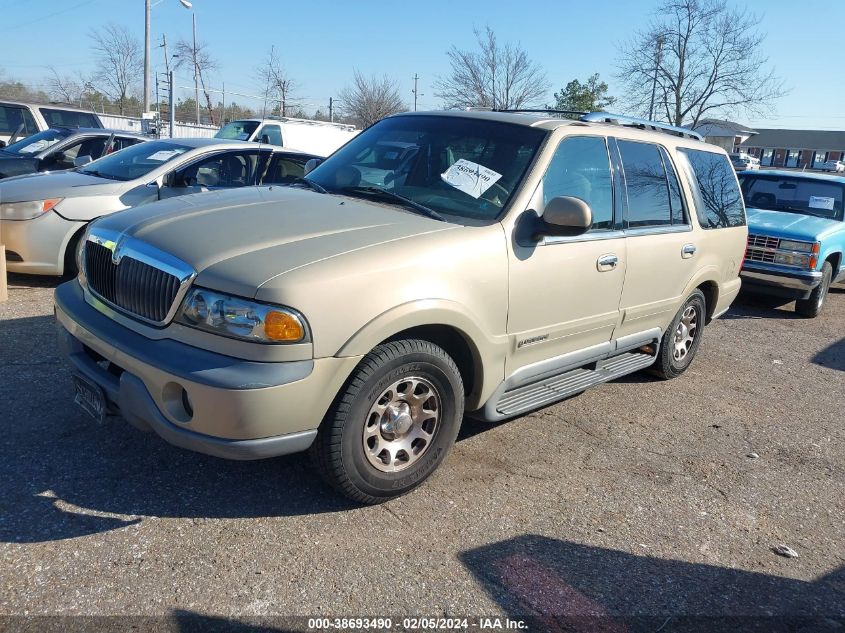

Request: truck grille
left=747, top=234, right=780, bottom=250
left=85, top=240, right=183, bottom=323
left=745, top=234, right=779, bottom=263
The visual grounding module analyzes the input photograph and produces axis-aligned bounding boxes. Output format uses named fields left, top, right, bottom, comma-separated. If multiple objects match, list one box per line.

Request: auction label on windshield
left=809, top=196, right=835, bottom=211
left=441, top=159, right=502, bottom=199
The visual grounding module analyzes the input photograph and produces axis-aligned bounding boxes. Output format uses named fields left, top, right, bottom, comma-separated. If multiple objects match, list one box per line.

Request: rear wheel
left=795, top=261, right=832, bottom=318
left=651, top=289, right=706, bottom=380
left=311, top=339, right=464, bottom=504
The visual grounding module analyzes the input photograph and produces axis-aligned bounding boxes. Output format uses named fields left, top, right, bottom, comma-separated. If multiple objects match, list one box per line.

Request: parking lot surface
left=1, top=274, right=843, bottom=629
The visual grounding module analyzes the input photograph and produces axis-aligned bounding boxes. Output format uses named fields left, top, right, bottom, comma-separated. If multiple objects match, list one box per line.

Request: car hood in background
left=90, top=186, right=456, bottom=298
left=746, top=207, right=842, bottom=242
left=0, top=170, right=124, bottom=203
left=0, top=154, right=39, bottom=179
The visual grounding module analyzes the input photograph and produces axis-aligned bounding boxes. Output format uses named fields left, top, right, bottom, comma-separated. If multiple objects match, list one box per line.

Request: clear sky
left=1, top=0, right=843, bottom=129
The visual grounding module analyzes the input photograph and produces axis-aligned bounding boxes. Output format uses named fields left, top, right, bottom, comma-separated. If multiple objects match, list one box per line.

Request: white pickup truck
left=215, top=117, right=358, bottom=156
left=0, top=101, right=103, bottom=147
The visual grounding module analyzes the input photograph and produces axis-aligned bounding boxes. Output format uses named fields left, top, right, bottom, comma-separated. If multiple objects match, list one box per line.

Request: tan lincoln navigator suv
left=55, top=110, right=747, bottom=503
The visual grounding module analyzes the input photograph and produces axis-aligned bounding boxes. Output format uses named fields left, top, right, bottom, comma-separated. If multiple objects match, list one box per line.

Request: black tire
left=651, top=289, right=707, bottom=380
left=62, top=228, right=85, bottom=279
left=795, top=261, right=832, bottom=318
left=311, top=339, right=464, bottom=504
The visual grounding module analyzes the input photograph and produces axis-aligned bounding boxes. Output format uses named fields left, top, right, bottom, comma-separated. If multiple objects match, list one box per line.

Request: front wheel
left=795, top=262, right=832, bottom=318
left=311, top=339, right=464, bottom=504
left=651, top=289, right=706, bottom=380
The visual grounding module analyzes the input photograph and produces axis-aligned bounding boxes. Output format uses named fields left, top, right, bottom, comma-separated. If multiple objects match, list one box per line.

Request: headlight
left=0, top=198, right=63, bottom=220
left=773, top=252, right=810, bottom=267
left=177, top=287, right=307, bottom=343
left=778, top=239, right=813, bottom=253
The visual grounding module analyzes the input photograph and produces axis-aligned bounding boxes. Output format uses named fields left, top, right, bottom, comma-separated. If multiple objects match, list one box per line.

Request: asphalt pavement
left=0, top=273, right=843, bottom=631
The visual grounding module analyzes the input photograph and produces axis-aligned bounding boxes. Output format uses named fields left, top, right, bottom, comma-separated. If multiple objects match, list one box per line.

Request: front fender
left=335, top=299, right=509, bottom=410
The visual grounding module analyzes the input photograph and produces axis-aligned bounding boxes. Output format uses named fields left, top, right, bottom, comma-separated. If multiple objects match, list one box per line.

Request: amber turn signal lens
left=42, top=199, right=62, bottom=213
left=810, top=242, right=820, bottom=269
left=263, top=311, right=304, bottom=342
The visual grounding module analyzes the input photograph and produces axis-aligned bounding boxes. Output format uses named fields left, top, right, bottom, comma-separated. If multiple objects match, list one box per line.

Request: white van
left=215, top=117, right=358, bottom=156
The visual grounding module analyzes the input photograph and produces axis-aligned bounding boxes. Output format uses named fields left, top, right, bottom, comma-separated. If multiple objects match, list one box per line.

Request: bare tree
left=339, top=71, right=406, bottom=128
left=256, top=48, right=299, bottom=118
left=173, top=38, right=218, bottom=124
left=616, top=0, right=785, bottom=127
left=89, top=24, right=142, bottom=115
left=434, top=27, right=549, bottom=110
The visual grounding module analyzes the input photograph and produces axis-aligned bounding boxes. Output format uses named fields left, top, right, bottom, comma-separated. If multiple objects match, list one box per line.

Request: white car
left=0, top=138, right=320, bottom=275
left=822, top=160, right=845, bottom=173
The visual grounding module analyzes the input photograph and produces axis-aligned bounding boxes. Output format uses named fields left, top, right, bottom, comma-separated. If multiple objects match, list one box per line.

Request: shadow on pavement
left=0, top=314, right=357, bottom=544
left=721, top=293, right=802, bottom=321
left=813, top=337, right=845, bottom=372
left=6, top=272, right=65, bottom=289
left=460, top=535, right=845, bottom=632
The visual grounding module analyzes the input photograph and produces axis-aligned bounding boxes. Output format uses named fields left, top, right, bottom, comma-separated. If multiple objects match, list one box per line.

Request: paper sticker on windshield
left=237, top=133, right=249, bottom=140
left=441, top=159, right=502, bottom=199
left=21, top=140, right=48, bottom=153
left=147, top=149, right=185, bottom=162
left=809, top=196, right=835, bottom=211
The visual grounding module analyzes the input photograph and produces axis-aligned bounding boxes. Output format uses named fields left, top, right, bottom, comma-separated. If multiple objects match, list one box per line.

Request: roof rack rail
left=496, top=108, right=588, bottom=117
left=580, top=112, right=703, bottom=141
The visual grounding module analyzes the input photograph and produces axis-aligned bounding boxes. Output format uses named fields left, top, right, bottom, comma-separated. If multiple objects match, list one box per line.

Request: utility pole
left=412, top=73, right=423, bottom=112
left=328, top=97, right=333, bottom=122
left=144, top=0, right=151, bottom=113
left=648, top=34, right=665, bottom=121
left=192, top=12, right=199, bottom=125
left=169, top=71, right=175, bottom=138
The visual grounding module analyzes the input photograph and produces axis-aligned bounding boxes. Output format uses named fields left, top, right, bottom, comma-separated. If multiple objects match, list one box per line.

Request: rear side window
left=679, top=148, right=745, bottom=229
left=260, top=125, right=283, bottom=146
left=618, top=140, right=673, bottom=228
left=542, top=136, right=614, bottom=230
left=39, top=108, right=101, bottom=129
left=0, top=105, right=37, bottom=136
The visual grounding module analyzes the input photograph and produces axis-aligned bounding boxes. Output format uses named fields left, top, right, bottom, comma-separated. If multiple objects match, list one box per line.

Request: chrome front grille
left=744, top=247, right=776, bottom=263
left=745, top=234, right=779, bottom=263
left=747, top=234, right=780, bottom=250
left=83, top=231, right=195, bottom=325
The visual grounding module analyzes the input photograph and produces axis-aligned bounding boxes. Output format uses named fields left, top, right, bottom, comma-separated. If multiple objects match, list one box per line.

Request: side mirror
left=73, top=155, right=93, bottom=168
left=0, top=140, right=6, bottom=149
left=304, top=158, right=322, bottom=176
left=536, top=196, right=593, bottom=239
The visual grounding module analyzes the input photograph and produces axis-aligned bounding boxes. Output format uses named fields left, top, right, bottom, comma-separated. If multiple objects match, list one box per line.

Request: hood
left=0, top=154, right=38, bottom=179
left=91, top=186, right=456, bottom=297
left=746, top=208, right=842, bottom=241
left=0, top=170, right=123, bottom=202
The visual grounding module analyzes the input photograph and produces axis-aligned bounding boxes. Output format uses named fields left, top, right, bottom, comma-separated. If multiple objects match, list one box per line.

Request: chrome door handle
left=597, top=253, right=619, bottom=272
left=682, top=243, right=697, bottom=259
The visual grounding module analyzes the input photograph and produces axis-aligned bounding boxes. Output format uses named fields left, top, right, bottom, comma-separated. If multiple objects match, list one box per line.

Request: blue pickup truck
left=738, top=169, right=844, bottom=317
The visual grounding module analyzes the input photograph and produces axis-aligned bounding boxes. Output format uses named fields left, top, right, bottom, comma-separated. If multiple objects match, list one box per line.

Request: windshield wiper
left=289, top=177, right=326, bottom=193
left=337, top=186, right=446, bottom=222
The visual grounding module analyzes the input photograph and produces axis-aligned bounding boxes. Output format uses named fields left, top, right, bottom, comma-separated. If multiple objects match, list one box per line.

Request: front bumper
left=55, top=280, right=360, bottom=460
left=1, top=210, right=82, bottom=275
left=740, top=263, right=822, bottom=299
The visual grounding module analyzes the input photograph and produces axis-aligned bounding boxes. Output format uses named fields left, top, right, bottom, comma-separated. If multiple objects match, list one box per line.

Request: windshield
left=740, top=174, right=844, bottom=220
left=3, top=128, right=72, bottom=155
left=78, top=140, right=190, bottom=182
left=307, top=115, right=546, bottom=221
left=216, top=120, right=260, bottom=141
left=39, top=107, right=101, bottom=129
